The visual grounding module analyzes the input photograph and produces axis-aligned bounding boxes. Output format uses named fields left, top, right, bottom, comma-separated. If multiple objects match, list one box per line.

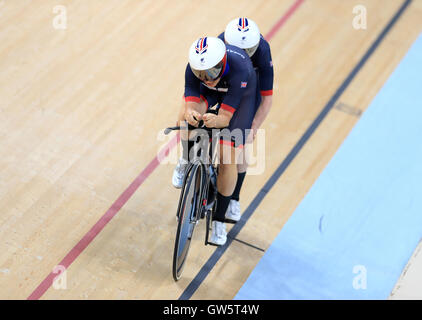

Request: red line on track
left=266, top=0, right=304, bottom=41
left=27, top=134, right=180, bottom=300
left=27, top=0, right=305, bottom=300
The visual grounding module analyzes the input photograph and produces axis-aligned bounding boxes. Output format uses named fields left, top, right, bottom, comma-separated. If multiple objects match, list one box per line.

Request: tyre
left=172, top=164, right=202, bottom=281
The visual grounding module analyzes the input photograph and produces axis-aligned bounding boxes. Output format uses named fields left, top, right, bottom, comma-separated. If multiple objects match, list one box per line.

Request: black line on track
left=178, top=0, right=412, bottom=300
left=231, top=237, right=266, bottom=253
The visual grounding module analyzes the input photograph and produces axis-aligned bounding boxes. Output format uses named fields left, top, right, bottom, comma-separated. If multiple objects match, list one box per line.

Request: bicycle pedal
left=224, top=218, right=238, bottom=224
left=206, top=242, right=221, bottom=247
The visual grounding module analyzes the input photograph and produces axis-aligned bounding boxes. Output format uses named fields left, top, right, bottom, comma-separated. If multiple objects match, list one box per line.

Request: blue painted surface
left=235, top=33, right=422, bottom=300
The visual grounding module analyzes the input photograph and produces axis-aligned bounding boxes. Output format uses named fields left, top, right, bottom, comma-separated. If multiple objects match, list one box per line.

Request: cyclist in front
left=174, top=36, right=257, bottom=246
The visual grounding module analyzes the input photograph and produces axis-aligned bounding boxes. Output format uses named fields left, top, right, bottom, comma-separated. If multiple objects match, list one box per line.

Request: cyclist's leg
left=213, top=142, right=238, bottom=222
left=219, top=71, right=257, bottom=221
left=231, top=72, right=260, bottom=202
left=209, top=141, right=236, bottom=245
left=172, top=96, right=209, bottom=189
left=209, top=70, right=256, bottom=242
left=177, top=96, right=185, bottom=126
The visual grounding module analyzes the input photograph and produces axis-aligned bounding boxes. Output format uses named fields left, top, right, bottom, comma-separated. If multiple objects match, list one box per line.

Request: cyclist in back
left=218, top=17, right=274, bottom=222
left=173, top=36, right=257, bottom=245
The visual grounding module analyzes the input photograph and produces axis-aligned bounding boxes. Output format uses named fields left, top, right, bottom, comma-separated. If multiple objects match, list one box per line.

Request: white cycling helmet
left=224, top=17, right=260, bottom=57
left=188, top=36, right=227, bottom=82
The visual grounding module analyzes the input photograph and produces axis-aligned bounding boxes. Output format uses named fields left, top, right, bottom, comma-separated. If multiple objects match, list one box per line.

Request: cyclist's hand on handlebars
left=186, top=110, right=202, bottom=127
left=202, top=113, right=217, bottom=128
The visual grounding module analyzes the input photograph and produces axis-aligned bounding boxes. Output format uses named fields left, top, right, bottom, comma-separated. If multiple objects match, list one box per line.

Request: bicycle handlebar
left=164, top=118, right=216, bottom=135
left=164, top=108, right=220, bottom=135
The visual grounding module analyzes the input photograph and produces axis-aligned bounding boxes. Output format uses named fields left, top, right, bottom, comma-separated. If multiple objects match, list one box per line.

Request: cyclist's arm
left=256, top=38, right=274, bottom=98
left=203, top=69, right=250, bottom=128
left=251, top=95, right=272, bottom=132
left=203, top=108, right=232, bottom=128
left=250, top=40, right=274, bottom=138
left=184, top=64, right=204, bottom=126
left=184, top=101, right=203, bottom=126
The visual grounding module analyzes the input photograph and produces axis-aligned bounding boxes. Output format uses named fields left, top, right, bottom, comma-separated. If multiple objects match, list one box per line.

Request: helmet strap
left=218, top=53, right=228, bottom=79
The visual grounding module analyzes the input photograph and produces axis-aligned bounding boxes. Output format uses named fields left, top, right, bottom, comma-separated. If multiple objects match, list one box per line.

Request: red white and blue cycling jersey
left=184, top=44, right=257, bottom=148
left=219, top=32, right=274, bottom=101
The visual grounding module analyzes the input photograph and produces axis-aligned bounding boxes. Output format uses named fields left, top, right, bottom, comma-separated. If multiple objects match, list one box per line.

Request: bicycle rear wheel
left=173, top=164, right=202, bottom=281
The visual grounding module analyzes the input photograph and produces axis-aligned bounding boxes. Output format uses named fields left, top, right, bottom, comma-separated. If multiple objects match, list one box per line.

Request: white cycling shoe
left=225, top=200, right=241, bottom=223
left=209, top=221, right=227, bottom=246
left=172, top=158, right=189, bottom=189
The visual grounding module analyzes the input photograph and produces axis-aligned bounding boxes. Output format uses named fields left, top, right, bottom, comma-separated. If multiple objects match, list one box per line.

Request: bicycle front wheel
left=173, top=164, right=202, bottom=281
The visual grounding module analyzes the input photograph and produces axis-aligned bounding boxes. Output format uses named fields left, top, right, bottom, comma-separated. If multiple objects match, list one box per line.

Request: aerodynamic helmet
left=188, top=36, right=227, bottom=82
left=224, top=17, right=260, bottom=57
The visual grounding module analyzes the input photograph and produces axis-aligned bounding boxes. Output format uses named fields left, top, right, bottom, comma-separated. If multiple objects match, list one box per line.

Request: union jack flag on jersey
left=195, top=37, right=208, bottom=54
left=237, top=18, right=250, bottom=32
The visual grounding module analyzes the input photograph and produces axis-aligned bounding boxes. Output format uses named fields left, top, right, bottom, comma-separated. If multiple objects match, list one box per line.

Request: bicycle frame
left=178, top=140, right=218, bottom=226
left=167, top=121, right=221, bottom=280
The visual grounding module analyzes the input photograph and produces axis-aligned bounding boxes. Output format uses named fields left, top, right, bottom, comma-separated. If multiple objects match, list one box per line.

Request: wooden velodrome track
left=0, top=0, right=421, bottom=300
